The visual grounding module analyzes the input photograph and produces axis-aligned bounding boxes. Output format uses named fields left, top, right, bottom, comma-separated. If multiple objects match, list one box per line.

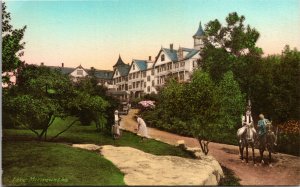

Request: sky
left=6, top=0, right=300, bottom=70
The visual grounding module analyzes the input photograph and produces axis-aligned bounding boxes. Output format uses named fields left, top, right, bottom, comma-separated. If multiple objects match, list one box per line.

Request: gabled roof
left=183, top=49, right=200, bottom=59
left=154, top=46, right=199, bottom=66
left=88, top=69, right=114, bottom=79
left=116, top=64, right=130, bottom=77
left=133, top=59, right=148, bottom=71
left=48, top=66, right=76, bottom=75
left=113, top=55, right=126, bottom=67
left=193, top=22, right=205, bottom=38
left=162, top=48, right=178, bottom=62
left=48, top=65, right=113, bottom=80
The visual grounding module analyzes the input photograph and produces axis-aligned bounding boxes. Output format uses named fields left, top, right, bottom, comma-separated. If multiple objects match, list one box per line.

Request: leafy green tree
left=74, top=77, right=117, bottom=131
left=215, top=71, right=245, bottom=140
left=2, top=2, right=27, bottom=84
left=3, top=65, right=109, bottom=140
left=186, top=71, right=219, bottom=154
left=201, top=12, right=262, bottom=95
left=270, top=46, right=300, bottom=122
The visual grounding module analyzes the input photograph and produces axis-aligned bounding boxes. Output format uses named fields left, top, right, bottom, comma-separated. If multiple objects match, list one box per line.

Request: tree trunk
left=49, top=119, right=78, bottom=141
left=197, top=137, right=210, bottom=155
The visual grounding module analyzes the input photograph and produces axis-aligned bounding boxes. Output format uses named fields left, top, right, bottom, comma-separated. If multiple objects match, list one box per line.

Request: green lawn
left=2, top=141, right=125, bottom=186
left=3, top=117, right=192, bottom=158
left=3, top=117, right=194, bottom=186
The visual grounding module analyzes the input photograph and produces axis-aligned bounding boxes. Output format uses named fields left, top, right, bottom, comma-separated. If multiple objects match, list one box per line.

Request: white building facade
left=111, top=22, right=205, bottom=98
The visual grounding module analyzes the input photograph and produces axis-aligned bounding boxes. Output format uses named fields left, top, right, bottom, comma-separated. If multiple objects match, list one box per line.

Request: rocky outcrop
left=73, top=144, right=224, bottom=185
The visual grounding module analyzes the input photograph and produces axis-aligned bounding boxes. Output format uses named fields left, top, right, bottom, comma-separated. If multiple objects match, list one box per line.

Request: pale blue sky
left=6, top=0, right=300, bottom=70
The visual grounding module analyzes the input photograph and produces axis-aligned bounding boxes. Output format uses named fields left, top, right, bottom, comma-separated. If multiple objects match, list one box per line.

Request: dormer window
left=161, top=54, right=165, bottom=61
left=116, top=71, right=118, bottom=76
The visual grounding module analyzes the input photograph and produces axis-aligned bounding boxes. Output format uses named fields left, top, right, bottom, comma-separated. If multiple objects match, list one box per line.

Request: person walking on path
left=135, top=115, right=149, bottom=140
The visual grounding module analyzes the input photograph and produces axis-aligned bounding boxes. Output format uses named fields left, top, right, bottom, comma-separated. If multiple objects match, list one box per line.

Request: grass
left=2, top=141, right=125, bottom=186
left=3, top=117, right=193, bottom=186
left=3, top=117, right=238, bottom=186
left=218, top=166, right=241, bottom=186
left=3, top=117, right=193, bottom=158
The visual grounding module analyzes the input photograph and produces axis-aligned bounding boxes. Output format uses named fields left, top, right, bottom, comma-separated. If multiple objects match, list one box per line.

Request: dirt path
left=120, top=109, right=300, bottom=186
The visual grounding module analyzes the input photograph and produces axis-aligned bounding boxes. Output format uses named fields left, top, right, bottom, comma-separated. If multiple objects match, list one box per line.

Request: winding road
left=120, top=109, right=300, bottom=185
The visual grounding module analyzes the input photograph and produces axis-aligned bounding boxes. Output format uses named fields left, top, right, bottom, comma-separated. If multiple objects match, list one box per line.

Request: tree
left=74, top=77, right=117, bottom=131
left=3, top=65, right=109, bottom=140
left=2, top=2, right=27, bottom=84
left=215, top=71, right=245, bottom=140
left=201, top=12, right=262, bottom=94
left=186, top=71, right=219, bottom=154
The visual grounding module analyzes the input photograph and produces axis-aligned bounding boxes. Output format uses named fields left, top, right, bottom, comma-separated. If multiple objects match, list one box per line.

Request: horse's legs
left=241, top=145, right=244, bottom=162
left=259, top=148, right=264, bottom=165
left=252, top=145, right=256, bottom=165
left=269, top=150, right=273, bottom=167
left=246, top=144, right=249, bottom=163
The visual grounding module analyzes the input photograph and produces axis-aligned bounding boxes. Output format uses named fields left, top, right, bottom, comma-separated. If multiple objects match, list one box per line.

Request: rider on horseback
left=238, top=101, right=256, bottom=143
left=257, top=114, right=268, bottom=148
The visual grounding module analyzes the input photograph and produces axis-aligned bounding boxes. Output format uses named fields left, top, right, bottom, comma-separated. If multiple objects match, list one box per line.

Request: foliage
left=74, top=77, right=118, bottom=131
left=142, top=70, right=244, bottom=154
left=2, top=2, right=27, bottom=84
left=3, top=65, right=109, bottom=140
left=201, top=12, right=262, bottom=83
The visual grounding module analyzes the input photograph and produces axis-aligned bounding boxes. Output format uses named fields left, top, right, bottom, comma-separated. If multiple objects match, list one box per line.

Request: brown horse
left=257, top=121, right=277, bottom=167
left=237, top=125, right=257, bottom=165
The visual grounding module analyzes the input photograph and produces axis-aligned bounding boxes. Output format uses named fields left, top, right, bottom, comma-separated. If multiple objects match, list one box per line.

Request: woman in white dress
left=135, top=115, right=148, bottom=140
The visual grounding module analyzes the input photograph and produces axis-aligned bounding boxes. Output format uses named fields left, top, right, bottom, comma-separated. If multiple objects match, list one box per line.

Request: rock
left=186, top=147, right=202, bottom=152
left=72, top=144, right=102, bottom=151
left=99, top=145, right=224, bottom=185
left=176, top=140, right=185, bottom=146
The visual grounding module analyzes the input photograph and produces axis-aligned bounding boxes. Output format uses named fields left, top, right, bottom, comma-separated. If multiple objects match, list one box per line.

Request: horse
left=237, top=124, right=257, bottom=165
left=257, top=121, right=277, bottom=167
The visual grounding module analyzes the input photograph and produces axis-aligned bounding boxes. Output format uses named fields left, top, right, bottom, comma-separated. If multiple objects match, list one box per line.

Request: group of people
left=112, top=109, right=148, bottom=140
left=239, top=104, right=276, bottom=148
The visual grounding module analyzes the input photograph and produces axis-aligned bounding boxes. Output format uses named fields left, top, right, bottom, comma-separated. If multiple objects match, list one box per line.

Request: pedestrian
left=112, top=110, right=121, bottom=139
left=135, top=115, right=149, bottom=141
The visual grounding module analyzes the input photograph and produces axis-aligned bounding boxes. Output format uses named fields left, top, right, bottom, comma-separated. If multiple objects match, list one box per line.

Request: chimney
left=41, top=62, right=44, bottom=66
left=148, top=56, right=152, bottom=61
left=62, top=63, right=64, bottom=67
left=170, top=43, right=173, bottom=51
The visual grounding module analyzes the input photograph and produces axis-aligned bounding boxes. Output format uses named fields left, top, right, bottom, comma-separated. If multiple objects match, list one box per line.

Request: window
left=129, top=85, right=132, bottom=89
left=179, top=73, right=184, bottom=80
left=77, top=69, right=83, bottom=75
left=129, top=74, right=132, bottom=80
left=157, top=79, right=159, bottom=85
left=133, top=82, right=136, bottom=88
left=143, top=72, right=146, bottom=77
left=137, top=72, right=140, bottom=78
left=133, top=73, right=135, bottom=79
left=151, top=69, right=154, bottom=75
left=116, top=71, right=118, bottom=76
left=144, top=82, right=146, bottom=88
left=161, top=54, right=165, bottom=61
left=180, top=61, right=185, bottom=67
left=147, top=86, right=150, bottom=92
left=133, top=64, right=135, bottom=70
left=152, top=80, right=155, bottom=86
left=147, top=76, right=150, bottom=82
